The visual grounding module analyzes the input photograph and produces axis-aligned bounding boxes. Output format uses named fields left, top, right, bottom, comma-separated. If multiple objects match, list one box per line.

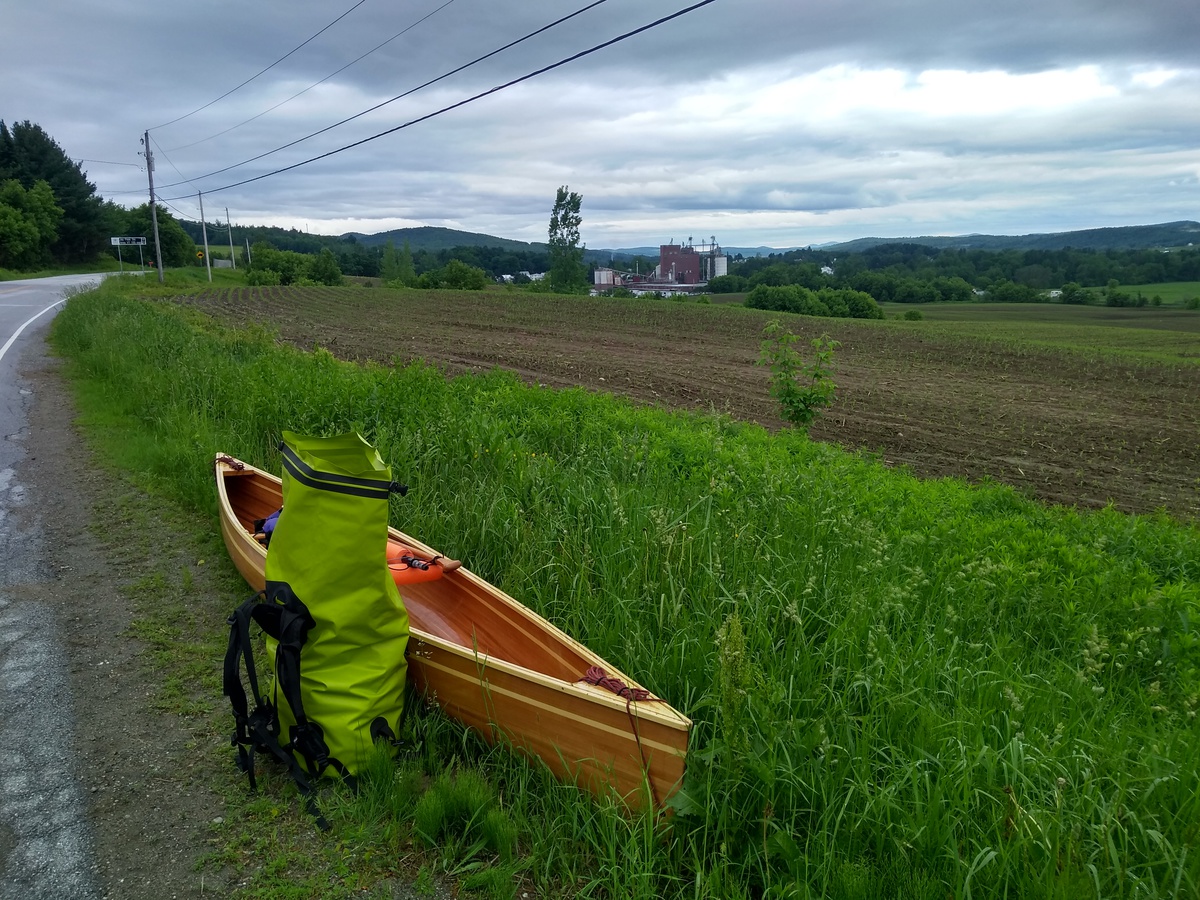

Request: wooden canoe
left=215, top=454, right=690, bottom=808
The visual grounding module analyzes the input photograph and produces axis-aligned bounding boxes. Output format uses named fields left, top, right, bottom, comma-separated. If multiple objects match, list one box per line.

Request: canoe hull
left=215, top=455, right=690, bottom=807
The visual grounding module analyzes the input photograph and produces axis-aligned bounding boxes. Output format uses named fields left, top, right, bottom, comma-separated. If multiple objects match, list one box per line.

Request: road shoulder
left=19, top=347, right=235, bottom=899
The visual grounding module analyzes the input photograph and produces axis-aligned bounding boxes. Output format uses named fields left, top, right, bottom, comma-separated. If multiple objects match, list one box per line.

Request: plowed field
left=177, top=286, right=1200, bottom=522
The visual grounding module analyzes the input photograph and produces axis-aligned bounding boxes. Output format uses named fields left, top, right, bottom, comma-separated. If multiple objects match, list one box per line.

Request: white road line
left=0, top=300, right=64, bottom=365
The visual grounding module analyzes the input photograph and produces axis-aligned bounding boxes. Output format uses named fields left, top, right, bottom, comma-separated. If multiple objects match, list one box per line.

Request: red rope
left=582, top=665, right=652, bottom=701
left=580, top=666, right=664, bottom=808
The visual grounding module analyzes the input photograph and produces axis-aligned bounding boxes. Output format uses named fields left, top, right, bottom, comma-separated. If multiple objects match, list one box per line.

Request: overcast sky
left=3, top=0, right=1198, bottom=248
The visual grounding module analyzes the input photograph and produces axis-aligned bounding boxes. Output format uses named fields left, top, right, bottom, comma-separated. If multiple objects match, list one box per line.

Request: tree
left=416, top=258, right=488, bottom=290
left=439, top=258, right=487, bottom=289
left=397, top=240, right=416, bottom=285
left=381, top=239, right=416, bottom=286
left=380, top=240, right=401, bottom=283
left=248, top=242, right=305, bottom=284
left=0, top=120, right=106, bottom=263
left=547, top=186, right=586, bottom=292
left=306, top=247, right=344, bottom=285
left=124, top=203, right=195, bottom=268
left=1059, top=282, right=1088, bottom=304
left=0, top=179, right=63, bottom=269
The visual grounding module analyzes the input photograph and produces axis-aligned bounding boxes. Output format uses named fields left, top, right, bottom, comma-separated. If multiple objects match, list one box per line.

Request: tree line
left=174, top=218, right=556, bottom=282
left=710, top=242, right=1200, bottom=304
left=0, top=119, right=209, bottom=271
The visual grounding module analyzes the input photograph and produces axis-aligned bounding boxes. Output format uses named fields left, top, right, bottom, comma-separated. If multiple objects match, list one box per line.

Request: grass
left=1118, top=281, right=1200, bottom=305
left=0, top=257, right=126, bottom=280
left=876, top=300, right=1200, bottom=365
left=49, top=276, right=1200, bottom=898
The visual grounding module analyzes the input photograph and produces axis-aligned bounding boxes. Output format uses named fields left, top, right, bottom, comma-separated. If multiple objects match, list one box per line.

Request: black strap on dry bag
left=223, top=589, right=333, bottom=830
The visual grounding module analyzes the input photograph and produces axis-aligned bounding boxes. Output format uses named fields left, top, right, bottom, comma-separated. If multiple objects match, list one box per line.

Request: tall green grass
left=52, top=280, right=1200, bottom=898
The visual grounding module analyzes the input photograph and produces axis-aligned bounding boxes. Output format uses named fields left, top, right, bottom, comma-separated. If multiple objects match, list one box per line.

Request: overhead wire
left=152, top=0, right=612, bottom=192
left=149, top=0, right=371, bottom=132
left=77, top=158, right=142, bottom=169
left=161, top=0, right=719, bottom=202
left=164, top=0, right=458, bottom=153
left=158, top=196, right=199, bottom=221
left=150, top=135, right=202, bottom=192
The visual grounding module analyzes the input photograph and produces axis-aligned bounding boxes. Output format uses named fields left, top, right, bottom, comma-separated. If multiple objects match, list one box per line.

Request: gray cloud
left=3, top=0, right=1198, bottom=246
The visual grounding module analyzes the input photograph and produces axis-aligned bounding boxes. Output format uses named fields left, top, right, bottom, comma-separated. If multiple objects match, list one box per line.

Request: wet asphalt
left=0, top=275, right=105, bottom=900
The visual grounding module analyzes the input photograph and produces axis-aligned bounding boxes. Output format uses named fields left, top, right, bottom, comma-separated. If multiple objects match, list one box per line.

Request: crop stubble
left=180, top=287, right=1200, bottom=522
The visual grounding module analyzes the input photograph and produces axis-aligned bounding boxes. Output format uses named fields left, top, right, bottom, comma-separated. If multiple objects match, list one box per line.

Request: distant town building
left=593, top=236, right=727, bottom=293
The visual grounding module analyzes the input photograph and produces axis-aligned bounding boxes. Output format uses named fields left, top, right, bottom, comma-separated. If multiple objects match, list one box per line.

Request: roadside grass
left=124, top=266, right=247, bottom=295
left=0, top=257, right=126, bottom=280
left=51, top=278, right=1200, bottom=898
left=76, top=401, right=491, bottom=898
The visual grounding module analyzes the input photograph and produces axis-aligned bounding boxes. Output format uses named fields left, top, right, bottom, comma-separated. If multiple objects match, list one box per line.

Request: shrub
left=756, top=320, right=839, bottom=427
left=747, top=284, right=883, bottom=320
left=903, top=309, right=924, bottom=321
left=244, top=267, right=281, bottom=286
left=419, top=259, right=489, bottom=290
left=707, top=274, right=750, bottom=293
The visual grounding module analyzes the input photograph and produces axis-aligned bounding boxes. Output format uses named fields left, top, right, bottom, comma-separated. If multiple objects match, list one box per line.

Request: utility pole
left=226, top=206, right=236, bottom=270
left=143, top=130, right=165, bottom=283
left=198, top=191, right=212, bottom=282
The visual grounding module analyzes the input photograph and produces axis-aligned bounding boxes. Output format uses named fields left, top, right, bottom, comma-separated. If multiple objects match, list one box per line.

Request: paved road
left=0, top=275, right=106, bottom=900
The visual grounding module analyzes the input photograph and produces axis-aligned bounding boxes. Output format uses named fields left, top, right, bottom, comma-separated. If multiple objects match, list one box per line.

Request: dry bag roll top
left=225, top=431, right=411, bottom=794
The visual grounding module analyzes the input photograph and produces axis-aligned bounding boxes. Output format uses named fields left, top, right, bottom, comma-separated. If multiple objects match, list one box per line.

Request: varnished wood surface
left=215, top=455, right=690, bottom=807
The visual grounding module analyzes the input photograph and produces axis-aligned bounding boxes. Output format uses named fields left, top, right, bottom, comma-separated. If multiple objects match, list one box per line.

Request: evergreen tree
left=0, top=120, right=106, bottom=263
left=397, top=240, right=416, bottom=285
left=380, top=240, right=401, bottom=283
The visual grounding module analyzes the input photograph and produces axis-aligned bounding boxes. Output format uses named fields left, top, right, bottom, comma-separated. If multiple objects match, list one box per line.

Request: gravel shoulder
left=17, top=347, right=235, bottom=899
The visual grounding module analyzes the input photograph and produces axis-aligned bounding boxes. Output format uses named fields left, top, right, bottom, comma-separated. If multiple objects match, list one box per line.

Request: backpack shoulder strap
left=223, top=589, right=332, bottom=829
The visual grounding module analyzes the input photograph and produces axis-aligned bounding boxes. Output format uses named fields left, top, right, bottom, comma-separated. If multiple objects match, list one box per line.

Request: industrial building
left=593, top=236, right=727, bottom=294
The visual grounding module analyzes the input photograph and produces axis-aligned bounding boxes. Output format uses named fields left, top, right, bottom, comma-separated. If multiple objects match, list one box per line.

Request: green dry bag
left=225, top=432, right=410, bottom=795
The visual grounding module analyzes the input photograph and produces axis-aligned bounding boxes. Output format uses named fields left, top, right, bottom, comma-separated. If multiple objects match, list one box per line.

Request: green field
left=877, top=300, right=1200, bottom=364
left=50, top=278, right=1200, bottom=899
left=1120, top=281, right=1200, bottom=304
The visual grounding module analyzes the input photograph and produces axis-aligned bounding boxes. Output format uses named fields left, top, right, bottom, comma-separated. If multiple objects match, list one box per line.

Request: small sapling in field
left=757, top=320, right=839, bottom=427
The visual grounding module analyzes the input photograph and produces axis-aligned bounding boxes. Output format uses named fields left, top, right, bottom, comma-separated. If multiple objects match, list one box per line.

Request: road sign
left=110, top=236, right=147, bottom=246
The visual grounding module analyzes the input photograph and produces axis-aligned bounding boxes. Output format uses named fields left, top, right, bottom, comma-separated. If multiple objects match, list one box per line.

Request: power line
left=164, top=0, right=458, bottom=154
left=150, top=135, right=201, bottom=191
left=150, top=0, right=371, bottom=132
left=153, top=0, right=612, bottom=193
left=162, top=0, right=718, bottom=202
left=159, top=196, right=198, bottom=221
left=77, top=158, right=142, bottom=169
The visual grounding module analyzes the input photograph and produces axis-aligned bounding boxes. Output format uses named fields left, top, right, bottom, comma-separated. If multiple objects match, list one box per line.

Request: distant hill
left=343, top=226, right=546, bottom=254
left=824, top=221, right=1200, bottom=253
left=180, top=219, right=1199, bottom=261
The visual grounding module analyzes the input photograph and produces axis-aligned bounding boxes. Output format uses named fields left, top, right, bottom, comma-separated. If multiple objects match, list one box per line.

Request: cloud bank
left=4, top=0, right=1197, bottom=246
